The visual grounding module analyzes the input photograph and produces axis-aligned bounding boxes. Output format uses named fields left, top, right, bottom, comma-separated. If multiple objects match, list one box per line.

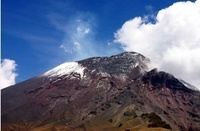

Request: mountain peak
left=79, top=51, right=149, bottom=76
left=2, top=52, right=200, bottom=131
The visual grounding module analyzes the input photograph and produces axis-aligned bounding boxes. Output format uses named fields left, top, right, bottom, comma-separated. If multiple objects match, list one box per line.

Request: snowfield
left=43, top=62, right=85, bottom=78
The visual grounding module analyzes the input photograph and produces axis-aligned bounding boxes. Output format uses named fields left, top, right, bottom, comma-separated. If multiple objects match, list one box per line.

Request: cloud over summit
left=115, top=0, right=200, bottom=88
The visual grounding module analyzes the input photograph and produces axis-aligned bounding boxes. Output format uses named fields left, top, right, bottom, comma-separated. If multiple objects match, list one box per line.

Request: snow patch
left=180, top=79, right=199, bottom=91
left=43, top=62, right=85, bottom=78
left=100, top=72, right=110, bottom=77
left=134, top=62, right=139, bottom=67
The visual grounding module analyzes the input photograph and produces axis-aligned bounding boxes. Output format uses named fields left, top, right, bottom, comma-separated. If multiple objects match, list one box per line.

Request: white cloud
left=48, top=11, right=121, bottom=61
left=115, top=0, right=200, bottom=89
left=49, top=12, right=97, bottom=59
left=60, top=44, right=71, bottom=53
left=0, top=59, right=18, bottom=89
left=59, top=14, right=97, bottom=59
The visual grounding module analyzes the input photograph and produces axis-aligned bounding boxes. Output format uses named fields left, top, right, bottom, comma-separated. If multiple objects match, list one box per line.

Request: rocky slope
left=1, top=52, right=200, bottom=131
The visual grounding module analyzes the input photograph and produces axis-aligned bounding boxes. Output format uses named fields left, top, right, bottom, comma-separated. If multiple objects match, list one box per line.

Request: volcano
left=1, top=52, right=200, bottom=131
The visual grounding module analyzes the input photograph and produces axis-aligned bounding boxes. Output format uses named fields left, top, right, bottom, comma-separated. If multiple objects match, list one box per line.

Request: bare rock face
left=1, top=52, right=200, bottom=131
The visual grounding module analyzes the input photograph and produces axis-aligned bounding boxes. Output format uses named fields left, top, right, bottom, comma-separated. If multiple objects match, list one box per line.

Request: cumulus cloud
left=114, top=0, right=200, bottom=89
left=0, top=59, right=18, bottom=89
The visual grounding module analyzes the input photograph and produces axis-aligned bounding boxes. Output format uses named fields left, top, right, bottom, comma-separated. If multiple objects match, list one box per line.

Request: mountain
left=1, top=52, right=200, bottom=131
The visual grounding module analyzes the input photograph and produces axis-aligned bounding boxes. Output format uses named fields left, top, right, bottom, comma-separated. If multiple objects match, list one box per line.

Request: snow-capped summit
left=43, top=62, right=85, bottom=78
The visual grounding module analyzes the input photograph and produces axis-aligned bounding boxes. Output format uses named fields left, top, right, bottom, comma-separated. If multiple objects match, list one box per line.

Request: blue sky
left=2, top=0, right=200, bottom=89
